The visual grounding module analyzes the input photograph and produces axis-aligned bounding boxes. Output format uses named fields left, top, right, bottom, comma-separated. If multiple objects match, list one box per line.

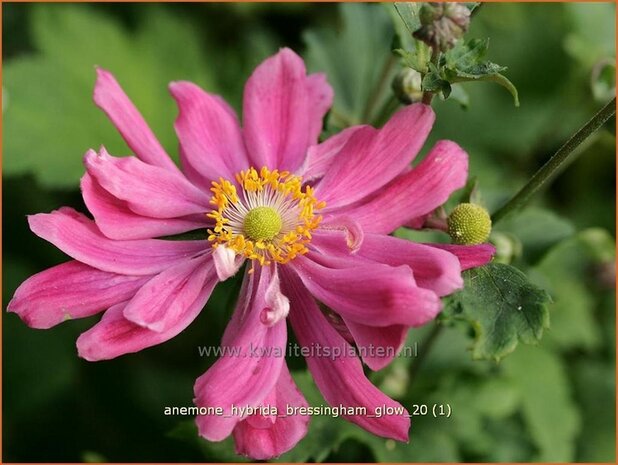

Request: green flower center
left=243, top=206, right=283, bottom=241
left=447, top=203, right=492, bottom=245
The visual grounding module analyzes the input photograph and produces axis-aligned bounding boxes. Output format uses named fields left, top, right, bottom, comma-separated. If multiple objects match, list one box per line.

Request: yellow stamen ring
left=207, top=167, right=326, bottom=267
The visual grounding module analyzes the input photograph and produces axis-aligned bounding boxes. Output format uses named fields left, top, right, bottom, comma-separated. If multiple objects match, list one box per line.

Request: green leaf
left=422, top=66, right=451, bottom=98
left=4, top=5, right=217, bottom=188
left=393, top=2, right=421, bottom=36
left=442, top=38, right=519, bottom=106
left=444, top=263, right=551, bottom=361
left=503, top=344, right=580, bottom=461
left=304, top=3, right=397, bottom=127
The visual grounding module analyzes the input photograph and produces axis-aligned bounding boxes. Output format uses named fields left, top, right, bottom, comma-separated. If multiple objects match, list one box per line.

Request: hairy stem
left=421, top=46, right=441, bottom=105
left=492, top=97, right=616, bottom=224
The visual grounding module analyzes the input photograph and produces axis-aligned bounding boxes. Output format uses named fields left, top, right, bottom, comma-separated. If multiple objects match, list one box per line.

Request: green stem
left=421, top=46, right=441, bottom=105
left=408, top=323, right=444, bottom=388
left=492, top=97, right=616, bottom=224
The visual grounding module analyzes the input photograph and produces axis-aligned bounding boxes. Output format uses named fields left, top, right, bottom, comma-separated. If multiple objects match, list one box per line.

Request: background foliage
left=3, top=2, right=615, bottom=462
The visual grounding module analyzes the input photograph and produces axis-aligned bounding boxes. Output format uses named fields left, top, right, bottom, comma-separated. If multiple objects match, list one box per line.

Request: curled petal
left=7, top=261, right=149, bottom=329
left=212, top=245, right=244, bottom=281
left=261, top=267, right=290, bottom=327
left=316, top=216, right=364, bottom=253
left=93, top=68, right=178, bottom=172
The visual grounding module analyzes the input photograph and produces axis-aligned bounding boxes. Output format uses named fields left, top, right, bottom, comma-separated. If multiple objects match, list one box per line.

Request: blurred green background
left=2, top=2, right=616, bottom=462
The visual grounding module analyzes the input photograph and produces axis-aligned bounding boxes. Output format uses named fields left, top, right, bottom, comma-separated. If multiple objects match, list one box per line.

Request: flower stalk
left=492, top=97, right=615, bottom=224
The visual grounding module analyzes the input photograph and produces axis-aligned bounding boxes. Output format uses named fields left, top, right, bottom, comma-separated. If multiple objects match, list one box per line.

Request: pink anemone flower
left=8, top=48, right=494, bottom=459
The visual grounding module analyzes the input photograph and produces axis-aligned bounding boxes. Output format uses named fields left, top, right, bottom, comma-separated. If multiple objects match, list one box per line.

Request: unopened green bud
left=414, top=2, right=471, bottom=51
left=447, top=203, right=492, bottom=245
left=392, top=68, right=424, bottom=104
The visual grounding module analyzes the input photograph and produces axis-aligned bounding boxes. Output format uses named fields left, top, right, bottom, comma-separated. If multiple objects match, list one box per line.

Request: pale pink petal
left=233, top=365, right=309, bottom=460
left=93, top=68, right=178, bottom=172
left=76, top=262, right=216, bottom=361
left=283, top=269, right=410, bottom=441
left=28, top=207, right=205, bottom=275
left=194, top=265, right=287, bottom=441
left=290, top=253, right=441, bottom=327
left=169, top=81, right=250, bottom=189
left=341, top=140, right=468, bottom=234
left=358, top=234, right=463, bottom=297
left=84, top=148, right=211, bottom=219
left=315, top=216, right=364, bottom=253
left=299, top=126, right=368, bottom=181
left=122, top=255, right=214, bottom=332
left=7, top=261, right=149, bottom=329
left=428, top=243, right=495, bottom=270
left=212, top=245, right=244, bottom=281
left=243, top=48, right=333, bottom=172
left=315, top=104, right=435, bottom=210
left=81, top=173, right=207, bottom=240
left=261, top=267, right=290, bottom=327
left=344, top=321, right=409, bottom=371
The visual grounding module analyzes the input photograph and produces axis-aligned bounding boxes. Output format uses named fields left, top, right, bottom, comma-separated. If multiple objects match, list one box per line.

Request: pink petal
left=283, top=268, right=410, bottom=441
left=7, top=261, right=149, bottom=329
left=93, top=68, right=178, bottom=172
left=341, top=140, right=468, bottom=234
left=428, top=243, right=495, bottom=270
left=243, top=48, right=333, bottom=172
left=315, top=104, right=435, bottom=210
left=299, top=126, right=368, bottom=182
left=28, top=207, right=206, bottom=275
left=358, top=233, right=463, bottom=297
left=76, top=261, right=216, bottom=361
left=290, top=253, right=440, bottom=327
left=123, top=255, right=215, bottom=332
left=81, top=173, right=207, bottom=240
left=194, top=265, right=287, bottom=441
left=169, top=81, right=250, bottom=190
left=233, top=365, right=310, bottom=460
left=84, top=148, right=211, bottom=219
left=344, top=321, right=409, bottom=371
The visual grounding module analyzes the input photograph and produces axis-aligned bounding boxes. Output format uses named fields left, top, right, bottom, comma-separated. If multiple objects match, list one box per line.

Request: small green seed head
left=243, top=206, right=282, bottom=241
left=447, top=203, right=492, bottom=245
